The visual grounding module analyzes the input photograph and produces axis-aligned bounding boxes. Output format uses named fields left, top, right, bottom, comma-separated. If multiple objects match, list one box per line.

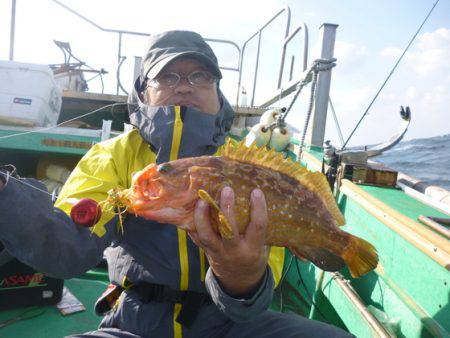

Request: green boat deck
left=0, top=271, right=108, bottom=337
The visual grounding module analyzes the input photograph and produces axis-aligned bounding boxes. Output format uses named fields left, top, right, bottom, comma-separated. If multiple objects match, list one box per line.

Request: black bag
left=0, top=242, right=64, bottom=310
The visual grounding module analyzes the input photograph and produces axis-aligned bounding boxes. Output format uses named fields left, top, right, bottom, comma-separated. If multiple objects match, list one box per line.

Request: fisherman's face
left=144, top=58, right=221, bottom=115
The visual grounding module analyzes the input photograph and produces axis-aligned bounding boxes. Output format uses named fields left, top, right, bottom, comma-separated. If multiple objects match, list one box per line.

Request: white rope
left=275, top=58, right=335, bottom=124
left=255, top=59, right=335, bottom=160
left=0, top=102, right=128, bottom=140
left=297, top=70, right=319, bottom=158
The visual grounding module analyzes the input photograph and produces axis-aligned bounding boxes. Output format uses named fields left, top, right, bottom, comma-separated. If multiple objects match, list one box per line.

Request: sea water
left=375, top=133, right=450, bottom=190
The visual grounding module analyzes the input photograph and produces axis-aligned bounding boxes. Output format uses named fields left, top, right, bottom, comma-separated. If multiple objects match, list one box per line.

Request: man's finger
left=244, top=189, right=268, bottom=245
left=194, top=199, right=221, bottom=252
left=220, top=187, right=239, bottom=245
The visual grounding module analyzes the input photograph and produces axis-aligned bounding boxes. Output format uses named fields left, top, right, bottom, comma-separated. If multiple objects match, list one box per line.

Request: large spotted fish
left=106, top=140, right=378, bottom=277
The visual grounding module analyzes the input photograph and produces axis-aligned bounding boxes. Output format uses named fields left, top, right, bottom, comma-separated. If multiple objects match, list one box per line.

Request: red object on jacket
left=70, top=198, right=102, bottom=227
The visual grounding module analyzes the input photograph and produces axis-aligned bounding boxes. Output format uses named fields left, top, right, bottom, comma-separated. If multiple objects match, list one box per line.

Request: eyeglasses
left=147, top=70, right=217, bottom=89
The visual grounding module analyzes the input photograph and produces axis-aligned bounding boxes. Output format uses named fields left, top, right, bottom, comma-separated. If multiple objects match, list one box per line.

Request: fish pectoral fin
left=291, top=246, right=346, bottom=272
left=197, top=189, right=234, bottom=239
left=218, top=214, right=234, bottom=240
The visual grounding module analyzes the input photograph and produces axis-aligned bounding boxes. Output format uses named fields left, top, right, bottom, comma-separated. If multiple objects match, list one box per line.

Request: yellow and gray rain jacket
left=0, top=98, right=285, bottom=337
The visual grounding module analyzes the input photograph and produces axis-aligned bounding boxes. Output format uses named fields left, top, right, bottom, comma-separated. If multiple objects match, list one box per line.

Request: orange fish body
left=109, top=141, right=378, bottom=278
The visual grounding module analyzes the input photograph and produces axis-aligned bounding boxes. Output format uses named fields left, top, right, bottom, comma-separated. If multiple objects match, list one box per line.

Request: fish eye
left=157, top=163, right=173, bottom=173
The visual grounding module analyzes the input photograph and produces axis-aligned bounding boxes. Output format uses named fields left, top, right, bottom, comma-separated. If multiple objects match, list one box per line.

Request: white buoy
left=41, top=178, right=63, bottom=194
left=260, top=109, right=280, bottom=126
left=245, top=123, right=271, bottom=147
left=269, top=127, right=292, bottom=151
left=45, top=164, right=71, bottom=183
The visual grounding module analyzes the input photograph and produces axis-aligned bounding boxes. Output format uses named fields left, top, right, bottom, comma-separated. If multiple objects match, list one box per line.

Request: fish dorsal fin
left=222, top=139, right=345, bottom=226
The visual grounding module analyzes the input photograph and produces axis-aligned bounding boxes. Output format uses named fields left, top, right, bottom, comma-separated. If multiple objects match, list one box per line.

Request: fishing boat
left=0, top=2, right=448, bottom=337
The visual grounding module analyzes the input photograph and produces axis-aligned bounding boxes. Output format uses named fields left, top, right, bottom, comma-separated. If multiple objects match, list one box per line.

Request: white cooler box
left=0, top=60, right=62, bottom=127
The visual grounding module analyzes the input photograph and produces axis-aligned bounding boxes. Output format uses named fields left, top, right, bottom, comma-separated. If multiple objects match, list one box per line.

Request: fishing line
left=0, top=102, right=130, bottom=141
left=278, top=254, right=331, bottom=322
left=0, top=102, right=133, bottom=196
left=342, top=0, right=441, bottom=149
left=278, top=255, right=294, bottom=311
left=294, top=258, right=330, bottom=322
left=0, top=170, right=54, bottom=198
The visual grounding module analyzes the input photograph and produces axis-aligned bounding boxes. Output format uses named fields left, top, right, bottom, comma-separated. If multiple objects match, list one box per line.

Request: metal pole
left=289, top=55, right=295, bottom=82
left=117, top=32, right=122, bottom=95
left=51, top=0, right=149, bottom=36
left=9, top=0, right=17, bottom=61
left=305, top=23, right=338, bottom=148
left=332, top=273, right=392, bottom=337
left=133, top=56, right=142, bottom=83
left=250, top=32, right=262, bottom=107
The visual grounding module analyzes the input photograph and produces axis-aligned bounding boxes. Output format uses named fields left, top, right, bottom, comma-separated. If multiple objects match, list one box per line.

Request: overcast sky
left=1, top=0, right=449, bottom=146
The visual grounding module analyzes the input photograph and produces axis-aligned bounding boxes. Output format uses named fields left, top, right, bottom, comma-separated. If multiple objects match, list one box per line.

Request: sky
left=0, top=0, right=449, bottom=147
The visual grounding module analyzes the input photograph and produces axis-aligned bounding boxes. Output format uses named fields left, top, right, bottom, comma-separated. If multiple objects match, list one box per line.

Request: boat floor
left=0, top=269, right=109, bottom=337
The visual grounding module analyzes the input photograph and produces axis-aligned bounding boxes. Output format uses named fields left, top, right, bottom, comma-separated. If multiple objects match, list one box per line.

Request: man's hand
left=189, top=187, right=269, bottom=297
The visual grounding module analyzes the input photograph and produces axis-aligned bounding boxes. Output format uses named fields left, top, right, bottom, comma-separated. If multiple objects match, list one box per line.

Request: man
left=0, top=31, right=352, bottom=337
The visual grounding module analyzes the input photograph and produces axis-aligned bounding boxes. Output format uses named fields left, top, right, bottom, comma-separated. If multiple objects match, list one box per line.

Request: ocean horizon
left=375, top=133, right=450, bottom=191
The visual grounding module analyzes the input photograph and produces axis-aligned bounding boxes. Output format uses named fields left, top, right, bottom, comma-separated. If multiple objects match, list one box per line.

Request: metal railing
left=50, top=2, right=309, bottom=107
left=48, top=1, right=242, bottom=97
left=8, top=1, right=311, bottom=108
left=236, top=6, right=292, bottom=107
left=277, top=22, right=309, bottom=89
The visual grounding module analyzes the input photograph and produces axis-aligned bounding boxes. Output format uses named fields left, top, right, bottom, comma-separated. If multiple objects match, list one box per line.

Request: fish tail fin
left=342, top=236, right=378, bottom=278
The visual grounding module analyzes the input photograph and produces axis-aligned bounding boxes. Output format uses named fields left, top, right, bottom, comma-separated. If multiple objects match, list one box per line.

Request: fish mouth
left=141, top=179, right=162, bottom=200
left=141, top=179, right=191, bottom=204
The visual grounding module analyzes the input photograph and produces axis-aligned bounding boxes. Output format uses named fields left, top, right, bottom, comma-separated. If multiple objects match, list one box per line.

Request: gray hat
left=141, top=30, right=222, bottom=83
